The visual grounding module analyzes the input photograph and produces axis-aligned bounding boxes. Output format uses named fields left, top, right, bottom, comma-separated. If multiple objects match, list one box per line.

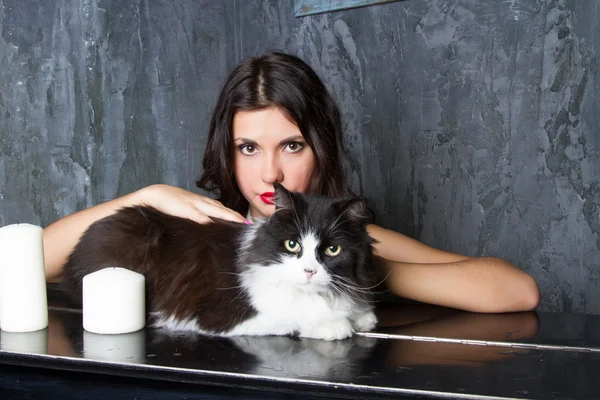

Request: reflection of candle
left=83, top=329, right=146, bottom=363
left=0, top=223, right=48, bottom=332
left=83, top=267, right=145, bottom=334
left=0, top=328, right=48, bottom=355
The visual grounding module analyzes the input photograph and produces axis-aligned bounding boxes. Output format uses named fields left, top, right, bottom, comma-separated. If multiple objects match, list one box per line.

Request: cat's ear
left=334, top=197, right=372, bottom=223
left=273, top=183, right=295, bottom=212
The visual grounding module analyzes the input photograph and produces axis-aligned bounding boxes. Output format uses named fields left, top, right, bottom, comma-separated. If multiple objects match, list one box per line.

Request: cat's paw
left=300, top=319, right=353, bottom=341
left=351, top=311, right=377, bottom=332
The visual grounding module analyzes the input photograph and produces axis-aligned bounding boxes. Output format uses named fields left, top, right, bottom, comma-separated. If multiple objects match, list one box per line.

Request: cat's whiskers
left=331, top=274, right=373, bottom=291
left=327, top=282, right=346, bottom=300
left=330, top=278, right=386, bottom=300
left=218, top=271, right=242, bottom=277
left=216, top=285, right=244, bottom=290
left=227, top=288, right=249, bottom=306
left=334, top=269, right=393, bottom=292
left=331, top=282, right=370, bottom=301
left=331, top=282, right=379, bottom=304
left=326, top=282, right=349, bottom=301
left=328, top=281, right=364, bottom=302
left=329, top=282, right=375, bottom=306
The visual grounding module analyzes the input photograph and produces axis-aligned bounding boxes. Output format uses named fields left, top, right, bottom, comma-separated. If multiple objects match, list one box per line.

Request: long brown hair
left=197, top=51, right=352, bottom=214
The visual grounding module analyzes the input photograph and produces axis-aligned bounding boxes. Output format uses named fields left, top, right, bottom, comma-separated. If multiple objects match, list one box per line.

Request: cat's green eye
left=325, top=244, right=341, bottom=256
left=284, top=240, right=301, bottom=253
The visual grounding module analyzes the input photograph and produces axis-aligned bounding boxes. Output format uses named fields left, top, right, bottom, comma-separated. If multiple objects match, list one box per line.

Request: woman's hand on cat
left=135, top=184, right=248, bottom=224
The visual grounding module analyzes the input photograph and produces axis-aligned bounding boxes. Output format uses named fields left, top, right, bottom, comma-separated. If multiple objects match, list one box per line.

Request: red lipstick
left=260, top=192, right=275, bottom=205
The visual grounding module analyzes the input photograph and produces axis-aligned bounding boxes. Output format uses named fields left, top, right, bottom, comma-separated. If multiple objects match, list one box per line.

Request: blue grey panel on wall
left=294, top=0, right=401, bottom=17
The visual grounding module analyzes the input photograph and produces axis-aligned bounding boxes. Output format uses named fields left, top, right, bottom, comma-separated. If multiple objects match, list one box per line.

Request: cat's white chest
left=252, top=283, right=343, bottom=321
left=227, top=274, right=364, bottom=340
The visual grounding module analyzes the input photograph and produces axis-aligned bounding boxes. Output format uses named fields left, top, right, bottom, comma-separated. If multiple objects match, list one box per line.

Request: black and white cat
left=62, top=184, right=378, bottom=340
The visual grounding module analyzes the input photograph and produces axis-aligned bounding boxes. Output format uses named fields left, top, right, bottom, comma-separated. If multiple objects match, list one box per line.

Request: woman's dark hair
left=196, top=51, right=352, bottom=214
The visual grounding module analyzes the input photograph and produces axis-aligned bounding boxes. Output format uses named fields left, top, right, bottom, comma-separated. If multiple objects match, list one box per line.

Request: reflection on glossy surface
left=0, top=328, right=48, bottom=355
left=3, top=289, right=600, bottom=399
left=83, top=329, right=146, bottom=363
left=229, top=335, right=377, bottom=379
left=371, top=306, right=540, bottom=367
left=385, top=338, right=527, bottom=368
left=379, top=304, right=540, bottom=342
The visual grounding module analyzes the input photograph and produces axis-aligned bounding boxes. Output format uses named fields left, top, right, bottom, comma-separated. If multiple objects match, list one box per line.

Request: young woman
left=43, top=52, right=540, bottom=313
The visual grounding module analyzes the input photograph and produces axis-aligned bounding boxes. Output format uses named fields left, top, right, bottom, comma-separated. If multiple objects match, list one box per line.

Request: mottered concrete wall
left=1, top=0, right=598, bottom=313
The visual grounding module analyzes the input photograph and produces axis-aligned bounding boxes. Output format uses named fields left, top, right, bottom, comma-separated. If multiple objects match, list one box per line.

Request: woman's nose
left=261, top=154, right=284, bottom=184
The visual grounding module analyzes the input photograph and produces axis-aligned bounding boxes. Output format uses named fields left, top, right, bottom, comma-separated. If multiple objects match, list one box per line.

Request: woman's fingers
left=188, top=199, right=246, bottom=224
left=184, top=207, right=213, bottom=225
left=137, top=184, right=247, bottom=225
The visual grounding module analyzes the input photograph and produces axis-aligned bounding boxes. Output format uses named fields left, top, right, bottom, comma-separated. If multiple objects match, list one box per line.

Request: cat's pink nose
left=304, top=268, right=317, bottom=277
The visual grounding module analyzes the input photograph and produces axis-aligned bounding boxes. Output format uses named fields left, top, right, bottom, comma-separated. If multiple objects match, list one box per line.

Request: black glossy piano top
left=1, top=285, right=599, bottom=399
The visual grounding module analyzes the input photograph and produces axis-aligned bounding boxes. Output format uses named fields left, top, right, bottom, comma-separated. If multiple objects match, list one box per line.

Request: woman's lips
left=260, top=192, right=275, bottom=205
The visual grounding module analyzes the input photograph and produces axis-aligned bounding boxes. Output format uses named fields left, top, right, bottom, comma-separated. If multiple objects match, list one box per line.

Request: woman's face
left=232, top=107, right=316, bottom=219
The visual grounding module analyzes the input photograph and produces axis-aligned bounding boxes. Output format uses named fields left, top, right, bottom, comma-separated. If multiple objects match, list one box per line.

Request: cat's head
left=239, top=184, right=377, bottom=300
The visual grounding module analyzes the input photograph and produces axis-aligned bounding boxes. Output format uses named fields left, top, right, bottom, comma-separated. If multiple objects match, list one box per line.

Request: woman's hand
left=135, top=184, right=247, bottom=224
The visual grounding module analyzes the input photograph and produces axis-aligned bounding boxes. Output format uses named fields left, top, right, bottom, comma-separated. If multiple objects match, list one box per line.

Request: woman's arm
left=367, top=224, right=540, bottom=313
left=43, top=184, right=246, bottom=283
left=43, top=191, right=136, bottom=282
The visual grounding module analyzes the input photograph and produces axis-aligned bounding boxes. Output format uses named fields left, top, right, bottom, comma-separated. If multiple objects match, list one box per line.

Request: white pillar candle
left=83, top=329, right=146, bottom=363
left=83, top=267, right=145, bottom=334
left=0, top=223, right=48, bottom=332
left=0, top=328, right=48, bottom=355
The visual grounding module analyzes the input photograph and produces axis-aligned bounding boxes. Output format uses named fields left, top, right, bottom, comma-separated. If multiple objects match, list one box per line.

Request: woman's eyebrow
left=279, top=135, right=305, bottom=145
left=233, top=137, right=257, bottom=144
left=233, top=135, right=304, bottom=145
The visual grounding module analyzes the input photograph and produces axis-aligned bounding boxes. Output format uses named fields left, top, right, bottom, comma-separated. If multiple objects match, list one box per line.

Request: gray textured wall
left=0, top=0, right=598, bottom=313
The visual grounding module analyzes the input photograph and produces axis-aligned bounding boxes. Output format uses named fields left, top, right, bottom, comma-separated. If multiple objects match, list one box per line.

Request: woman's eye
left=240, top=144, right=257, bottom=156
left=284, top=142, right=304, bottom=153
left=284, top=240, right=301, bottom=253
left=325, top=244, right=341, bottom=256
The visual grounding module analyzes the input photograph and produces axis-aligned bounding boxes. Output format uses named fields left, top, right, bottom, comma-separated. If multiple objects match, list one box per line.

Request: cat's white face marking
left=280, top=231, right=330, bottom=288
left=242, top=230, right=332, bottom=293
left=240, top=224, right=332, bottom=290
